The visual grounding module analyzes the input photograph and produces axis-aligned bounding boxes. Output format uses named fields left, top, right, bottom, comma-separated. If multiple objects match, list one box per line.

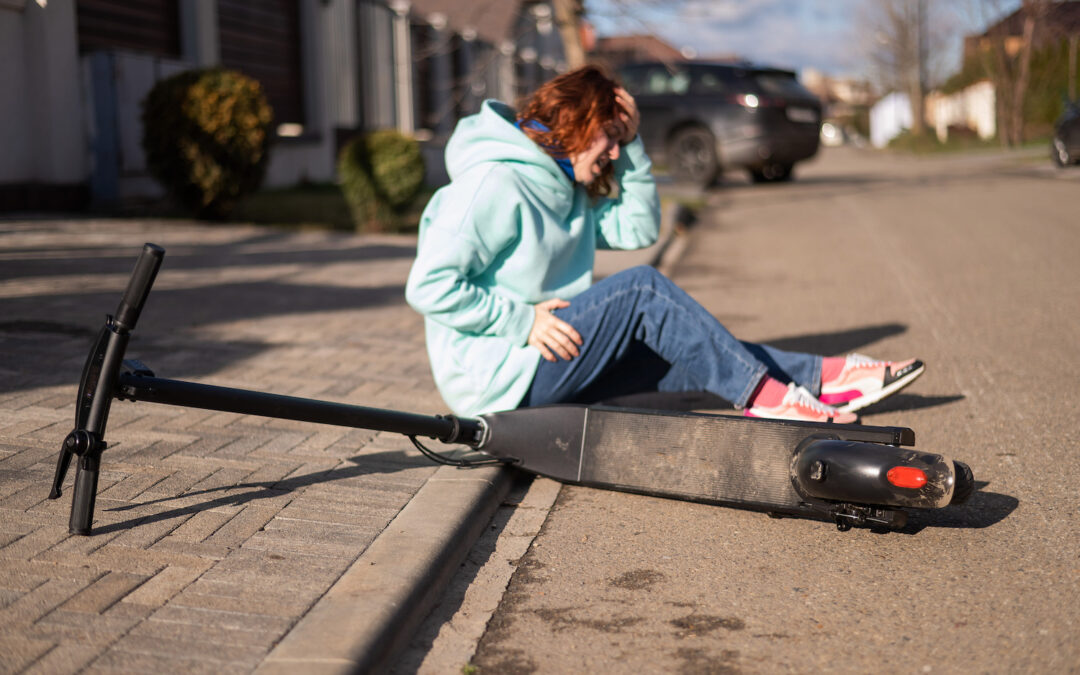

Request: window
left=218, top=0, right=304, bottom=126
left=77, top=0, right=181, bottom=57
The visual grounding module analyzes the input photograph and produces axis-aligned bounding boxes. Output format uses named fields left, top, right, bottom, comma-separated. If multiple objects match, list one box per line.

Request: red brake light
left=887, top=466, right=927, bottom=489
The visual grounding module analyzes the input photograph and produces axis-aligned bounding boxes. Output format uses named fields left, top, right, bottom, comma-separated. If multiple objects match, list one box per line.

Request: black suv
left=619, top=61, right=822, bottom=184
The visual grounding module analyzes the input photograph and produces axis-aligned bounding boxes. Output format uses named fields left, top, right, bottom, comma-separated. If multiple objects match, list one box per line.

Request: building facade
left=0, top=0, right=567, bottom=211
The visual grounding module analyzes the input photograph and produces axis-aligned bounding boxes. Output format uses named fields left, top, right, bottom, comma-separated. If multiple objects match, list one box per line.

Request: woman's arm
left=593, top=87, right=661, bottom=250
left=405, top=168, right=535, bottom=346
left=593, top=135, right=662, bottom=250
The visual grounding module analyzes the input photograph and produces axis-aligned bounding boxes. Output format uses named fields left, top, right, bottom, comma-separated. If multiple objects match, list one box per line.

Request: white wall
left=870, top=92, right=913, bottom=148
left=934, top=81, right=996, bottom=142
left=83, top=51, right=191, bottom=201
left=0, top=0, right=86, bottom=184
left=264, top=0, right=346, bottom=187
left=0, top=7, right=33, bottom=182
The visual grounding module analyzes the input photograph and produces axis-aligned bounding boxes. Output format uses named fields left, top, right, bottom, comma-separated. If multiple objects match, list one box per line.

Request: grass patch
left=886, top=130, right=1001, bottom=154
left=231, top=182, right=435, bottom=233
left=886, top=130, right=1053, bottom=156
left=231, top=183, right=353, bottom=230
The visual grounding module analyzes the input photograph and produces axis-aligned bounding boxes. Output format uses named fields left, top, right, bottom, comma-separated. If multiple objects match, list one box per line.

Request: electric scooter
left=48, top=244, right=974, bottom=535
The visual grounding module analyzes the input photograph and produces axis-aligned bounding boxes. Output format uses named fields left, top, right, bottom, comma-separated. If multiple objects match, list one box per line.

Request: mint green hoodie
left=405, top=100, right=660, bottom=416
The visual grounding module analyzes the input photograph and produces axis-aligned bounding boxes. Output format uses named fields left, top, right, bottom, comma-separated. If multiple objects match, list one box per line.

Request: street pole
left=390, top=0, right=414, bottom=134
left=1070, top=34, right=1078, bottom=101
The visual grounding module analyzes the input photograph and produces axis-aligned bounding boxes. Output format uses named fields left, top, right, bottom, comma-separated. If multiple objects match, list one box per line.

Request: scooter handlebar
left=114, top=243, right=165, bottom=332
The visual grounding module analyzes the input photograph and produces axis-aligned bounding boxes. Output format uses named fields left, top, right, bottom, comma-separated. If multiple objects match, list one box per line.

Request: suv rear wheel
left=670, top=127, right=718, bottom=186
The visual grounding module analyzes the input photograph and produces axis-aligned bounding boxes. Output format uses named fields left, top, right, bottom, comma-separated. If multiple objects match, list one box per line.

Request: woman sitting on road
left=405, top=66, right=924, bottom=422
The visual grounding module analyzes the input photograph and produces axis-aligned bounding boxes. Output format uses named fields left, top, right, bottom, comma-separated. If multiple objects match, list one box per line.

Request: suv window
left=752, top=71, right=814, bottom=99
left=621, top=64, right=813, bottom=99
left=621, top=65, right=690, bottom=96
left=688, top=65, right=741, bottom=95
left=621, top=64, right=747, bottom=97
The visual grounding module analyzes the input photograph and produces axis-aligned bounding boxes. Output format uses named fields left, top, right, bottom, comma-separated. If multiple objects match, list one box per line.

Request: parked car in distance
left=618, top=61, right=822, bottom=185
left=1051, top=99, right=1080, bottom=167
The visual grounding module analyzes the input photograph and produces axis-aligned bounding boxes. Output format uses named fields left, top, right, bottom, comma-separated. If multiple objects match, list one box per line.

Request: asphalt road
left=410, top=147, right=1080, bottom=674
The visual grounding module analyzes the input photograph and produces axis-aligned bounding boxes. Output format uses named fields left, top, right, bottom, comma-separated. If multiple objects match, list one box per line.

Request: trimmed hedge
left=142, top=68, right=273, bottom=219
left=338, top=130, right=425, bottom=232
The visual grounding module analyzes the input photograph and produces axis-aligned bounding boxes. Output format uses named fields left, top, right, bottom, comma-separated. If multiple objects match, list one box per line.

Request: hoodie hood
left=444, top=100, right=571, bottom=194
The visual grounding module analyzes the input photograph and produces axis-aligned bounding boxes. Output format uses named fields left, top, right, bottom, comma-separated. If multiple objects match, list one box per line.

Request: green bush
left=337, top=130, right=425, bottom=232
left=142, top=68, right=273, bottom=219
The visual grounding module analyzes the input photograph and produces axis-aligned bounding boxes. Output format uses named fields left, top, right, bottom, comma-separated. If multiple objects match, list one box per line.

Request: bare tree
left=554, top=0, right=586, bottom=68
left=582, top=0, right=689, bottom=48
left=861, top=0, right=939, bottom=137
left=968, top=0, right=1051, bottom=146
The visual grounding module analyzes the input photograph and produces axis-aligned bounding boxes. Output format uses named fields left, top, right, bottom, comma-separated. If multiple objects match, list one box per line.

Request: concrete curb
left=651, top=200, right=696, bottom=277
left=256, top=184, right=699, bottom=674
left=255, top=464, right=516, bottom=674
left=651, top=221, right=691, bottom=278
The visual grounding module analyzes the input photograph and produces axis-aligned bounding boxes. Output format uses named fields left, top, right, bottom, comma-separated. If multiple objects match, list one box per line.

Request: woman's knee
left=591, top=265, right=681, bottom=306
left=617, top=265, right=668, bottom=287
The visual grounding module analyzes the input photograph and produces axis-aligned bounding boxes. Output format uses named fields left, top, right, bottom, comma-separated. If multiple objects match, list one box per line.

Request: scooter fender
left=791, top=437, right=959, bottom=509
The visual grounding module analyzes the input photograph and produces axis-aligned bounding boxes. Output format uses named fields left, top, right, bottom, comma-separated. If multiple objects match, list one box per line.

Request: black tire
left=669, top=127, right=718, bottom=186
left=950, top=461, right=975, bottom=506
left=749, top=162, right=793, bottom=183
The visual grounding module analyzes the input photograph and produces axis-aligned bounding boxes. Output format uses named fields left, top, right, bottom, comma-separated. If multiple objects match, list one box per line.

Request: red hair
left=516, top=65, right=623, bottom=197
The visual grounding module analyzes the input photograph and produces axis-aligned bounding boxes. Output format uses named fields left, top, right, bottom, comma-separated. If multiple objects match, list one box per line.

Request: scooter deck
left=482, top=405, right=914, bottom=518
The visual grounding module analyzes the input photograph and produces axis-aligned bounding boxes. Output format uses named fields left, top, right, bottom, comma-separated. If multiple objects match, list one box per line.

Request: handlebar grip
left=114, top=243, right=165, bottom=332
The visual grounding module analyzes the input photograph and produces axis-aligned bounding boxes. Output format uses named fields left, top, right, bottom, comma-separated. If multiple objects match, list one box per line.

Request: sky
left=586, top=0, right=1024, bottom=79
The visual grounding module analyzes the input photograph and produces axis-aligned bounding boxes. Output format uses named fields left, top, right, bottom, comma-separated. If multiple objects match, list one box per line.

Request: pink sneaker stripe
left=819, top=390, right=860, bottom=405
left=820, top=356, right=846, bottom=384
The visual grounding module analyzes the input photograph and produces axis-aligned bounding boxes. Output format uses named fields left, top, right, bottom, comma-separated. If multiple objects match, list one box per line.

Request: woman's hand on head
left=529, top=299, right=583, bottom=362
left=615, top=87, right=640, bottom=145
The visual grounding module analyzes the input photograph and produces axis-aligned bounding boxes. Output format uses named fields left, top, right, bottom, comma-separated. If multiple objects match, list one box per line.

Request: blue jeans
left=520, top=266, right=822, bottom=408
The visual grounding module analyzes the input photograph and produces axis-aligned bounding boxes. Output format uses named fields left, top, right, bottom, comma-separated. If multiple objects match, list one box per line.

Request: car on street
left=618, top=61, right=822, bottom=185
left=1051, top=99, right=1080, bottom=167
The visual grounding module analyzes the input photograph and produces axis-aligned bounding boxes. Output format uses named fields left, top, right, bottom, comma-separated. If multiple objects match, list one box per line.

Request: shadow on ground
left=0, top=227, right=416, bottom=281
left=903, top=481, right=1019, bottom=533
left=0, top=228, right=415, bottom=394
left=86, top=448, right=438, bottom=536
left=760, top=322, right=909, bottom=357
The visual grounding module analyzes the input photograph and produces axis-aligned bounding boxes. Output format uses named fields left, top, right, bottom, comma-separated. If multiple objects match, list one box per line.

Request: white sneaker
left=745, top=383, right=858, bottom=424
left=820, top=354, right=925, bottom=413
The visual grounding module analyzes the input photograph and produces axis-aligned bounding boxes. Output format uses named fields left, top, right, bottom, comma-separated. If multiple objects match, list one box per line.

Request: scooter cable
left=408, top=435, right=517, bottom=467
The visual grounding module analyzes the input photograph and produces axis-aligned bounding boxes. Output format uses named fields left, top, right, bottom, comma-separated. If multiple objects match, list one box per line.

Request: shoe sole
left=834, top=363, right=925, bottom=414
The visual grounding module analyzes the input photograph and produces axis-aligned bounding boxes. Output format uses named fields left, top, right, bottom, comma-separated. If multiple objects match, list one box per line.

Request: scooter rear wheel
left=951, top=461, right=975, bottom=505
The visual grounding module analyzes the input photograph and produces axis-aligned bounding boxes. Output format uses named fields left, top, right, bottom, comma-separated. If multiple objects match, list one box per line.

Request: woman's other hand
left=615, top=87, right=640, bottom=145
left=529, top=299, right=583, bottom=362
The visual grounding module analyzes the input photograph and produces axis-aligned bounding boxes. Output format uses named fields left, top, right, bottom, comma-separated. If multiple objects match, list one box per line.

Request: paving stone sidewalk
left=0, top=213, right=675, bottom=674
left=0, top=218, right=482, bottom=674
